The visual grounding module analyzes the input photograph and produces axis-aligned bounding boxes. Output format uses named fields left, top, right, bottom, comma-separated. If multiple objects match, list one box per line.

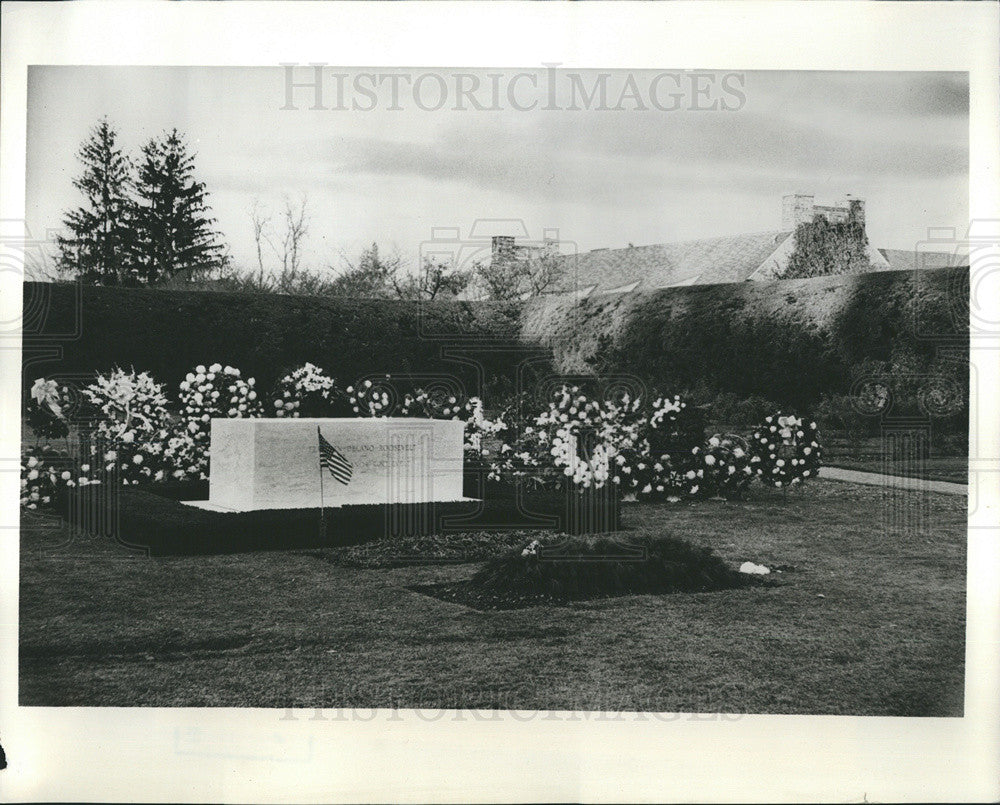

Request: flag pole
left=317, top=426, right=326, bottom=540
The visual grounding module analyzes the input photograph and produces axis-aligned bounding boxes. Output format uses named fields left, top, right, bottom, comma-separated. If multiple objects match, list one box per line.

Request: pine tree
left=56, top=118, right=136, bottom=284
left=132, top=129, right=228, bottom=283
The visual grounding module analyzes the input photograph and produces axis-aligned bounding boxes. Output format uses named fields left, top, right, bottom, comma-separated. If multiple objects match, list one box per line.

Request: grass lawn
left=19, top=480, right=966, bottom=715
left=820, top=433, right=968, bottom=483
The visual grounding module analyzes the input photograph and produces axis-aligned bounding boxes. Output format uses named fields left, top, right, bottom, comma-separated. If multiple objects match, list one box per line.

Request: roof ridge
left=569, top=229, right=792, bottom=256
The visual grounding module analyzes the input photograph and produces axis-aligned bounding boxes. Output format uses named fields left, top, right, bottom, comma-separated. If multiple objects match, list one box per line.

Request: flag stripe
left=318, top=431, right=352, bottom=485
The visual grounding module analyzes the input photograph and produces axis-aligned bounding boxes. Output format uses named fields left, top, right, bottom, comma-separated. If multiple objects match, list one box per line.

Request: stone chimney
left=782, top=193, right=815, bottom=229
left=844, top=194, right=866, bottom=227
left=491, top=235, right=515, bottom=263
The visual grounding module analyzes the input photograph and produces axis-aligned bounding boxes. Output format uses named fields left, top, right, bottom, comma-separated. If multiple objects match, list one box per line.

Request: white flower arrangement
left=78, top=368, right=175, bottom=486
left=691, top=433, right=755, bottom=498
left=487, top=386, right=698, bottom=497
left=271, top=363, right=341, bottom=417
left=751, top=413, right=822, bottom=488
left=171, top=363, right=263, bottom=480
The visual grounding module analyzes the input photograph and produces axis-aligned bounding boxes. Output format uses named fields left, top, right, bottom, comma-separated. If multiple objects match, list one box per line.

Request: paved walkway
left=820, top=465, right=967, bottom=496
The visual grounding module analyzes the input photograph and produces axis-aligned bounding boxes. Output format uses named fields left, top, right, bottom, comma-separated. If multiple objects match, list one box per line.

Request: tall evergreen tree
left=132, top=129, right=228, bottom=283
left=56, top=118, right=136, bottom=284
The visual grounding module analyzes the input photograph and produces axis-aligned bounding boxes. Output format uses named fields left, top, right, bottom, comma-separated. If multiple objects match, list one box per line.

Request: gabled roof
left=553, top=230, right=793, bottom=293
left=877, top=249, right=960, bottom=272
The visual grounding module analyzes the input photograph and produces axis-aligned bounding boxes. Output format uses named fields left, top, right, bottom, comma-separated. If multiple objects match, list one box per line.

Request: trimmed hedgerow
left=522, top=267, right=969, bottom=410
left=22, top=282, right=526, bottom=397
left=24, top=267, right=968, bottom=417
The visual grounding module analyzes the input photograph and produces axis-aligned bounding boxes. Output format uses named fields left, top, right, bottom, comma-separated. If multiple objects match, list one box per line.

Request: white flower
left=209, top=363, right=222, bottom=373
left=60, top=471, right=71, bottom=480
left=704, top=455, right=716, bottom=466
left=27, top=469, right=39, bottom=481
left=708, top=436, right=720, bottom=447
left=776, top=459, right=785, bottom=467
left=685, top=470, right=696, bottom=480
left=27, top=457, right=38, bottom=468
left=803, top=447, right=811, bottom=455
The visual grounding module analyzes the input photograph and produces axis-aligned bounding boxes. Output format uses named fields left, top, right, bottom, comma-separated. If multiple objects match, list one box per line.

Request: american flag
left=318, top=429, right=352, bottom=485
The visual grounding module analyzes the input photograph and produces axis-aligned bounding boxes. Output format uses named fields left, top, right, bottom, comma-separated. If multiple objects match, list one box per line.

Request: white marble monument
left=185, top=417, right=469, bottom=512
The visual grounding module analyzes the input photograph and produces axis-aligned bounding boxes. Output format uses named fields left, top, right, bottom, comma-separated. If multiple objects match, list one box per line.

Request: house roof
left=877, top=248, right=960, bottom=272
left=553, top=230, right=793, bottom=293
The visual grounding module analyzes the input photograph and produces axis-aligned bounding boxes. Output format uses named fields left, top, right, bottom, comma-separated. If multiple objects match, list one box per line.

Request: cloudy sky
left=26, top=66, right=968, bottom=277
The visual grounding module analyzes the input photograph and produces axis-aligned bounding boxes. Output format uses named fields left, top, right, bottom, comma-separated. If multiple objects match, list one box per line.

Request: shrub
left=814, top=393, right=880, bottom=441
left=707, top=392, right=781, bottom=431
left=466, top=533, right=757, bottom=604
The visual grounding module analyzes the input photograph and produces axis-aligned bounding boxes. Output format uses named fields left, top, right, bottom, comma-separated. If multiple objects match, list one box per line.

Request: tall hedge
left=520, top=267, right=969, bottom=409
left=22, top=268, right=968, bottom=411
left=20, top=283, right=529, bottom=397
